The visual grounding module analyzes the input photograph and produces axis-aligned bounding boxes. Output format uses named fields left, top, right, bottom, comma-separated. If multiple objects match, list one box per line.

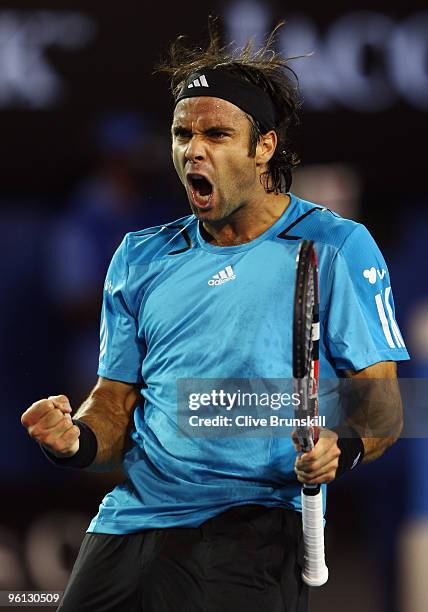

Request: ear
left=255, top=130, right=277, bottom=166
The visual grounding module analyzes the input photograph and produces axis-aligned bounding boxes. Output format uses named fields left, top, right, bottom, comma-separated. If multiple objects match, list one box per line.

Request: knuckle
left=28, top=425, right=40, bottom=439
left=62, top=426, right=75, bottom=440
left=64, top=425, right=78, bottom=442
left=22, top=399, right=53, bottom=426
left=43, top=433, right=55, bottom=448
left=53, top=408, right=65, bottom=420
left=32, top=399, right=50, bottom=410
left=60, top=414, right=71, bottom=427
left=48, top=394, right=69, bottom=403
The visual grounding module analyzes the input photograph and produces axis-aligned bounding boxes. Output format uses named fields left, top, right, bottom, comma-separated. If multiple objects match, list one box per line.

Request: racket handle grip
left=301, top=487, right=329, bottom=587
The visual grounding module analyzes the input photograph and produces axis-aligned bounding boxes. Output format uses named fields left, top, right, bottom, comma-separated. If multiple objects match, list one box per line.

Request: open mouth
left=187, top=174, right=214, bottom=209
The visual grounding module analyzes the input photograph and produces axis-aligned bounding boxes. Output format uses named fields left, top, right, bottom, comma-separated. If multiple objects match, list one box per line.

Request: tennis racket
left=293, top=240, right=329, bottom=587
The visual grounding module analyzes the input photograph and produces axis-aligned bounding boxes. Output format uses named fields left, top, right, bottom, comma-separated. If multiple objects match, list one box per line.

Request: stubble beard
left=193, top=194, right=244, bottom=227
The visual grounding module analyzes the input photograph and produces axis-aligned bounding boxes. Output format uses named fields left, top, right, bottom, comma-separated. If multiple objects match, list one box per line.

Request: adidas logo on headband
left=187, top=74, right=210, bottom=89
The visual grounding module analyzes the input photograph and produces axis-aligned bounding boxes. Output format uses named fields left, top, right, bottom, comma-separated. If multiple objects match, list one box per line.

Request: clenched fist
left=21, top=395, right=80, bottom=458
left=292, top=428, right=341, bottom=485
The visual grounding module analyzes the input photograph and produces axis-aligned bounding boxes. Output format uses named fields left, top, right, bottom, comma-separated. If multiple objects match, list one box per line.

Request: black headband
left=174, top=69, right=276, bottom=132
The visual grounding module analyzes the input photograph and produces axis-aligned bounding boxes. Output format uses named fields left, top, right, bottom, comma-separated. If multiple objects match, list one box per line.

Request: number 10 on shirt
left=293, top=240, right=329, bottom=587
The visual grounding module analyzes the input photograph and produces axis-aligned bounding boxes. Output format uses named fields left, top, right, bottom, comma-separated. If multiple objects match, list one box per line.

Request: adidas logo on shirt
left=187, top=74, right=209, bottom=89
left=208, top=265, right=236, bottom=286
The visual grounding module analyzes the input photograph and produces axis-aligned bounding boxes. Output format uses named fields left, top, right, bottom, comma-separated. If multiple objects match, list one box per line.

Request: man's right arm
left=21, top=377, right=140, bottom=472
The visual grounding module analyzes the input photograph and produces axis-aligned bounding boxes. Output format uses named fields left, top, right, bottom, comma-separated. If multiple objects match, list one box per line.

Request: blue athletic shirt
left=88, top=194, right=409, bottom=534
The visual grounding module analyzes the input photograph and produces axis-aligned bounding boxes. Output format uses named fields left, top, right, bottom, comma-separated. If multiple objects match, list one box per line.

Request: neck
left=202, top=192, right=290, bottom=246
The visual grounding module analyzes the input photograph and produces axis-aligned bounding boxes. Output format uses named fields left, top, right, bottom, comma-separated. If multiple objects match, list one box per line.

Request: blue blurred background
left=1, top=1, right=427, bottom=610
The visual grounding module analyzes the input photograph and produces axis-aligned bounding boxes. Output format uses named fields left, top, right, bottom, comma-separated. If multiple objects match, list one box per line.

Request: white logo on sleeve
left=208, top=265, right=236, bottom=286
left=374, top=287, right=406, bottom=349
left=187, top=74, right=209, bottom=89
left=363, top=267, right=377, bottom=284
left=99, top=311, right=109, bottom=361
left=104, top=279, right=113, bottom=294
left=363, top=267, right=387, bottom=284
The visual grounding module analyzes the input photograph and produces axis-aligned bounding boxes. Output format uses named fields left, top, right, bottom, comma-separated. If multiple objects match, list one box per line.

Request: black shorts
left=58, top=505, right=308, bottom=612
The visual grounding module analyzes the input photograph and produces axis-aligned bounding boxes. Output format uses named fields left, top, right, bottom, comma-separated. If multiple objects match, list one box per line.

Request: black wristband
left=332, top=425, right=365, bottom=478
left=41, top=420, right=98, bottom=469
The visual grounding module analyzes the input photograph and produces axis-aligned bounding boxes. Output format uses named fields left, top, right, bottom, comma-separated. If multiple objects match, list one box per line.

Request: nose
left=184, top=135, right=206, bottom=163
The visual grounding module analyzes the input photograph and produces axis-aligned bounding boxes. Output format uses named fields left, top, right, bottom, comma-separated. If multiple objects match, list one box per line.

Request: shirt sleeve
left=325, top=224, right=410, bottom=371
left=97, top=234, right=145, bottom=383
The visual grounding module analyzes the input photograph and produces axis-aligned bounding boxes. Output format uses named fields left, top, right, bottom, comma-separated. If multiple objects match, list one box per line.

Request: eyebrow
left=171, top=125, right=236, bottom=135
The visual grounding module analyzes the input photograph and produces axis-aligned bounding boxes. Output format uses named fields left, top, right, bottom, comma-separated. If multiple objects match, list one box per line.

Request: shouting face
left=172, top=96, right=269, bottom=223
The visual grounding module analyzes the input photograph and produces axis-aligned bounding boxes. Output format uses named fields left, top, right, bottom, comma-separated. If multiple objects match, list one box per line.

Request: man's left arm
left=294, top=360, right=403, bottom=484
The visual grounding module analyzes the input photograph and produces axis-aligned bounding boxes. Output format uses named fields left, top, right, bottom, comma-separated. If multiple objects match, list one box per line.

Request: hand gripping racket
left=293, top=240, right=329, bottom=587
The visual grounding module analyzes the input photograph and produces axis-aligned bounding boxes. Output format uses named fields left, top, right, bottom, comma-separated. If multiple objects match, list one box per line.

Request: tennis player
left=21, top=25, right=409, bottom=612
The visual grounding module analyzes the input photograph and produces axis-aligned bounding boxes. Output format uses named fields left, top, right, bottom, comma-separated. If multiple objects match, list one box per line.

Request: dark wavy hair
left=156, top=19, right=302, bottom=194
